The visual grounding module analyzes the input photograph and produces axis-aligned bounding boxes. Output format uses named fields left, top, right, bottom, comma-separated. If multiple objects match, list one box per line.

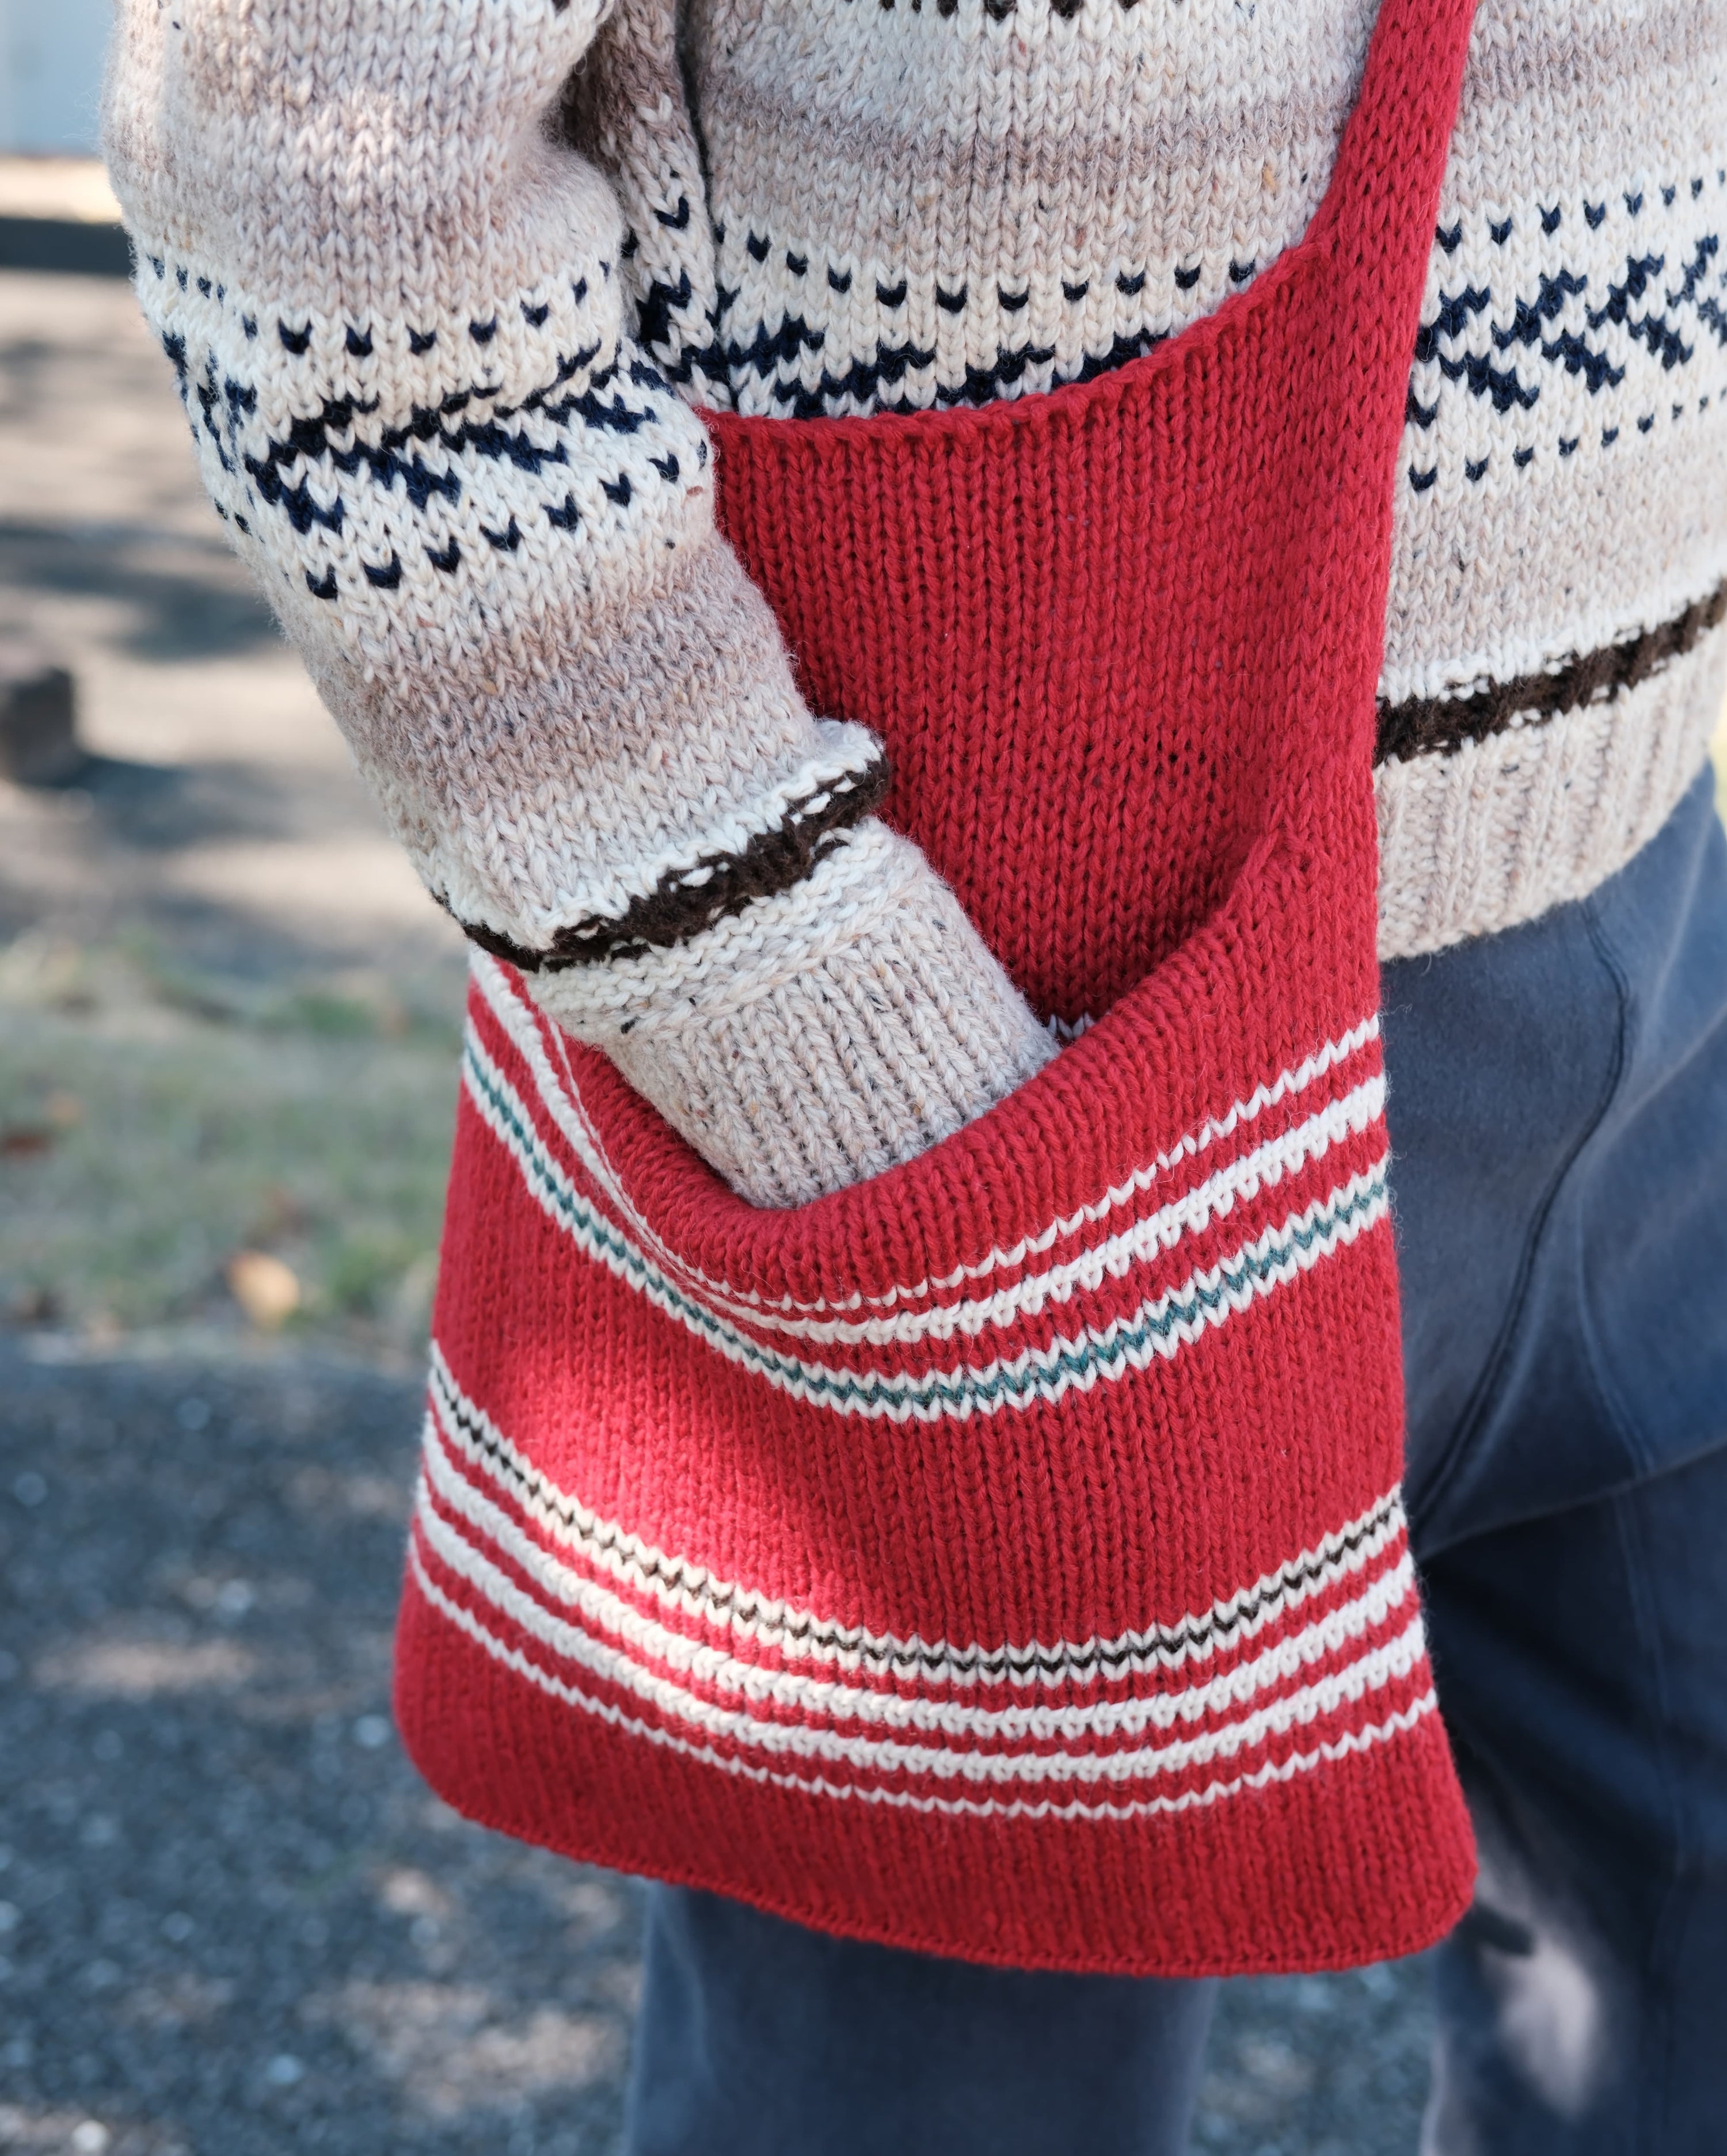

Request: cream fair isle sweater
left=103, top=0, right=1727, bottom=1201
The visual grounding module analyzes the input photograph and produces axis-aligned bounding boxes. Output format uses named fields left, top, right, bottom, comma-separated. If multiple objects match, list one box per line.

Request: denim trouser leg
left=624, top=1887, right=1218, bottom=2156
left=1417, top=1443, right=1727, bottom=2155
left=1380, top=767, right=1727, bottom=2155
left=621, top=771, right=1727, bottom=2156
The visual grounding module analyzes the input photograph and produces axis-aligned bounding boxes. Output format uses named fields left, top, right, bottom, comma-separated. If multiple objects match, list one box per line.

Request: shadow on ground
left=24, top=754, right=334, bottom=858
left=0, top=522, right=277, bottom=664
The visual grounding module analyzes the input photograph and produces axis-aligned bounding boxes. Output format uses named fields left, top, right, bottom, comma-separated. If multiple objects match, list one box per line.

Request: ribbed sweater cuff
left=530, top=821, right=1057, bottom=1207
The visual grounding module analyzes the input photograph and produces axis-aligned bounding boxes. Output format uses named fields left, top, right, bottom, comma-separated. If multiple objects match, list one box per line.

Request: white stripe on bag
left=409, top=1540, right=1440, bottom=1821
left=413, top=1494, right=1431, bottom=1786
left=424, top=1346, right=1410, bottom=1689
left=471, top=951, right=1380, bottom=1319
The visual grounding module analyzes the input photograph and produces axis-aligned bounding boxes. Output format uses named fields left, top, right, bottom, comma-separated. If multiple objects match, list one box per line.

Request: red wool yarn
left=395, top=0, right=1481, bottom=1973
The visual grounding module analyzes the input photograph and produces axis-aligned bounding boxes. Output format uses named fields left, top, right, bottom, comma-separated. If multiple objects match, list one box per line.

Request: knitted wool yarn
left=102, top=0, right=1053, bottom=1210
left=105, top=0, right=1727, bottom=1198
left=392, top=0, right=1480, bottom=1972
left=667, top=0, right=1727, bottom=960
left=104, top=0, right=1726, bottom=1971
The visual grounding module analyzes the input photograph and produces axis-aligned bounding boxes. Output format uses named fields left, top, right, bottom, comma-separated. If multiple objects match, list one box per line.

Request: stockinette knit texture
left=389, top=0, right=1485, bottom=1970
left=104, top=0, right=1727, bottom=1198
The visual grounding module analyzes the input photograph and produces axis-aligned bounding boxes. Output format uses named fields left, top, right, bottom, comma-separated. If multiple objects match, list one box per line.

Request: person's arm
left=102, top=0, right=1053, bottom=1207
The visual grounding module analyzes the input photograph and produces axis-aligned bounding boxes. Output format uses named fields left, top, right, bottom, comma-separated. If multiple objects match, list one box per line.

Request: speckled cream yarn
left=105, top=0, right=1727, bottom=1210
left=673, top=0, right=1727, bottom=955
left=537, top=822, right=1056, bottom=1205
left=102, top=0, right=1049, bottom=1207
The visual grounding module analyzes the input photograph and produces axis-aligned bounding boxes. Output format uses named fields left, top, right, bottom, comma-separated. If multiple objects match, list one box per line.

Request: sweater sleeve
left=101, top=0, right=1053, bottom=1207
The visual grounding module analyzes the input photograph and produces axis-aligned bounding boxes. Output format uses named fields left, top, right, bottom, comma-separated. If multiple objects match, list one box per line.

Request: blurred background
left=2, top=19, right=1722, bottom=2156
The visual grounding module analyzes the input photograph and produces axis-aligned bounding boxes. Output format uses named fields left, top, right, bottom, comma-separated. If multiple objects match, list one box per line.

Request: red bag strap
left=1318, top=0, right=1480, bottom=359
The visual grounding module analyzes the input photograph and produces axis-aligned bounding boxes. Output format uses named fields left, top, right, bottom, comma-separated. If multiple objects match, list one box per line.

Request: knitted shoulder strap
left=1289, top=0, right=1479, bottom=763
left=1318, top=0, right=1480, bottom=354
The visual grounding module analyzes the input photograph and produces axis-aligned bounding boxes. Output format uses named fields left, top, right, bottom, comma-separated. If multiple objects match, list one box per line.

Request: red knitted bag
left=395, top=0, right=1481, bottom=1973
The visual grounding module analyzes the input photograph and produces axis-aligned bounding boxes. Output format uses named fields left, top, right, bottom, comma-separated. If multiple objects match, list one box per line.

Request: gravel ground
left=0, top=1347, right=1439, bottom=2156
left=0, top=1350, right=642, bottom=2156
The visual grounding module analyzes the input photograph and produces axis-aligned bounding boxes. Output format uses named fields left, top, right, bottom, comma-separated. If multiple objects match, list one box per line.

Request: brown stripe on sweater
left=453, top=752, right=891, bottom=972
left=1376, top=580, right=1727, bottom=764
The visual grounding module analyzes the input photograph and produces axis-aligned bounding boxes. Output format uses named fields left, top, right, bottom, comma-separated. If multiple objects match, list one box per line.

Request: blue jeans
left=622, top=771, right=1727, bottom=2156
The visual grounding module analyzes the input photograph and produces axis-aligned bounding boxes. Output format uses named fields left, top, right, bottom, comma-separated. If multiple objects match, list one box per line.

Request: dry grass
left=0, top=934, right=461, bottom=1363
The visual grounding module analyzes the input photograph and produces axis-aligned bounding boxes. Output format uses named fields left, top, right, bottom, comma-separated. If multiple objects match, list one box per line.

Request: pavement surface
left=0, top=1351, right=642, bottom=2156
left=0, top=254, right=1442, bottom=2153
left=0, top=264, right=463, bottom=991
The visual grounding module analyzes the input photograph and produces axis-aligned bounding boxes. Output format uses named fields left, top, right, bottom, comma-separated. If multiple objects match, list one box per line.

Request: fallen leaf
left=226, top=1250, right=302, bottom=1330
